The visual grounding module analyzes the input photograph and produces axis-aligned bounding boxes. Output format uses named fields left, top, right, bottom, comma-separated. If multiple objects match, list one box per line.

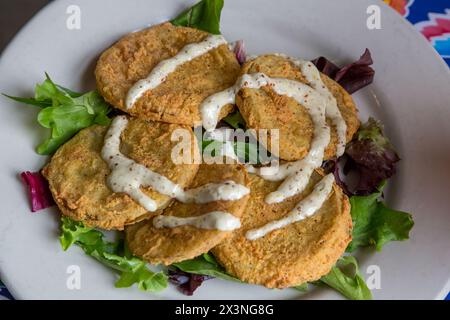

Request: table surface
left=0, top=0, right=449, bottom=300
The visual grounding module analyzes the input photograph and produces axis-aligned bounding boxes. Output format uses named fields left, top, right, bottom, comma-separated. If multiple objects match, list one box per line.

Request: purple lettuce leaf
left=232, top=40, right=246, bottom=65
left=168, top=268, right=213, bottom=296
left=311, top=56, right=340, bottom=78
left=20, top=171, right=54, bottom=212
left=322, top=159, right=352, bottom=196
left=330, top=118, right=400, bottom=196
left=312, top=49, right=375, bottom=94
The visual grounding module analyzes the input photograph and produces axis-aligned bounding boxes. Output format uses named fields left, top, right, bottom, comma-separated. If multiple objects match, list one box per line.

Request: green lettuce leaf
left=115, top=267, right=168, bottom=292
left=3, top=73, right=111, bottom=155
left=347, top=183, right=414, bottom=252
left=293, top=283, right=309, bottom=292
left=171, top=0, right=224, bottom=34
left=59, top=217, right=168, bottom=292
left=1, top=94, right=52, bottom=108
left=60, top=216, right=97, bottom=251
left=201, top=131, right=262, bottom=165
left=173, top=253, right=240, bottom=282
left=202, top=138, right=260, bottom=164
left=222, top=110, right=246, bottom=129
left=55, top=84, right=84, bottom=98
left=320, top=256, right=372, bottom=300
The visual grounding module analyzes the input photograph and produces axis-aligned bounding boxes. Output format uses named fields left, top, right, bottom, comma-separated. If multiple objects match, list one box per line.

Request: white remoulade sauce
left=245, top=173, right=334, bottom=240
left=126, top=34, right=227, bottom=109
left=276, top=54, right=347, bottom=157
left=153, top=211, right=241, bottom=231
left=101, top=116, right=248, bottom=231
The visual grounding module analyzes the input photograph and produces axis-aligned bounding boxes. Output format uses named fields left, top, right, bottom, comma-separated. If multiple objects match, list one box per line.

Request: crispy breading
left=95, top=22, right=240, bottom=126
left=125, top=163, right=249, bottom=265
left=237, top=54, right=360, bottom=161
left=211, top=172, right=352, bottom=288
left=42, top=118, right=199, bottom=230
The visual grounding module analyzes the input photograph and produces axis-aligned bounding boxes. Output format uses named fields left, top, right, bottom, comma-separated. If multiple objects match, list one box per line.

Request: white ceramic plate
left=0, top=0, right=449, bottom=300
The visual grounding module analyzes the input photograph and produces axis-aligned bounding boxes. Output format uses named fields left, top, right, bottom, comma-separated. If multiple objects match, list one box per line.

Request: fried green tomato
left=95, top=22, right=240, bottom=126
left=236, top=54, right=360, bottom=161
left=125, top=162, right=250, bottom=265
left=42, top=118, right=199, bottom=230
left=211, top=172, right=352, bottom=288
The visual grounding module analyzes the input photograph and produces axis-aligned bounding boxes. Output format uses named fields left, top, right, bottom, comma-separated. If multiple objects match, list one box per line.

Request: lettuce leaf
left=231, top=40, right=247, bottom=65
left=312, top=49, right=375, bottom=94
left=222, top=110, right=246, bottom=129
left=320, top=256, right=372, bottom=300
left=172, top=253, right=239, bottom=282
left=168, top=269, right=213, bottom=296
left=326, top=117, right=413, bottom=251
left=347, top=184, right=414, bottom=252
left=293, top=283, right=309, bottom=292
left=20, top=171, right=54, bottom=212
left=170, top=253, right=241, bottom=295
left=2, top=94, right=52, bottom=108
left=116, top=267, right=168, bottom=292
left=332, top=118, right=400, bottom=196
left=3, top=74, right=111, bottom=155
left=201, top=136, right=259, bottom=164
left=171, top=0, right=224, bottom=34
left=345, top=118, right=400, bottom=196
left=59, top=217, right=167, bottom=292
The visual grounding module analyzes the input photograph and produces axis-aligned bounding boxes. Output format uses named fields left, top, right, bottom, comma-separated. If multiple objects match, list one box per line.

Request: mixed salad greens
left=5, top=0, right=413, bottom=300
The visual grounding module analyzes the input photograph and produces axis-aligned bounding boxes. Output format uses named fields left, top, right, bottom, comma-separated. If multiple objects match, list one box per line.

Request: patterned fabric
left=0, top=0, right=448, bottom=300
left=0, top=280, right=14, bottom=300
left=384, top=0, right=450, bottom=66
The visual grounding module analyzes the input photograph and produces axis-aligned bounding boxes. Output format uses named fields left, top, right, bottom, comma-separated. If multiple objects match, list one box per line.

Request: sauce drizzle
left=246, top=173, right=335, bottom=240
left=102, top=116, right=249, bottom=215
left=154, top=211, right=241, bottom=231
left=126, top=35, right=227, bottom=109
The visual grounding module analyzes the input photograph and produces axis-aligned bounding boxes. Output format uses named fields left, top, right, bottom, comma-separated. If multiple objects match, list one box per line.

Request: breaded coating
left=95, top=22, right=240, bottom=126
left=211, top=172, right=352, bottom=288
left=237, top=54, right=360, bottom=161
left=42, top=118, right=199, bottom=230
left=125, top=163, right=250, bottom=265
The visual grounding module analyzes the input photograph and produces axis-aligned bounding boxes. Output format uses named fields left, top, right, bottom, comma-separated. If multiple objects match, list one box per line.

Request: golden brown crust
left=211, top=172, right=352, bottom=288
left=125, top=163, right=250, bottom=265
left=95, top=22, right=240, bottom=126
left=236, top=54, right=360, bottom=161
left=42, top=118, right=199, bottom=230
